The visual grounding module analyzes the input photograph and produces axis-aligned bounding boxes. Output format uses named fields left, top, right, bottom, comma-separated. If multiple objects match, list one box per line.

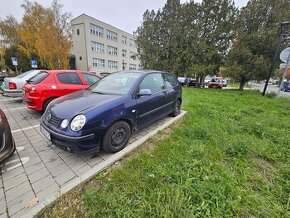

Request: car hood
left=48, top=90, right=124, bottom=118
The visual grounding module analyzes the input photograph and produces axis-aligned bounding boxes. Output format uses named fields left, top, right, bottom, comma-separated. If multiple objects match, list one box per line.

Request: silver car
left=3, top=70, right=41, bottom=97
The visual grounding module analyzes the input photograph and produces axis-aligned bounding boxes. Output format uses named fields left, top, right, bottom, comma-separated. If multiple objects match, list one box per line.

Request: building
left=71, top=14, right=141, bottom=73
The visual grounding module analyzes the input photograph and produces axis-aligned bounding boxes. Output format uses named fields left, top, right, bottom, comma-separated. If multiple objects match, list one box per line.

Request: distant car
left=223, top=79, right=227, bottom=87
left=3, top=70, right=41, bottom=97
left=0, top=71, right=6, bottom=82
left=281, top=81, right=290, bottom=92
left=22, top=70, right=101, bottom=112
left=0, top=109, right=15, bottom=163
left=208, top=77, right=223, bottom=89
left=178, top=77, right=188, bottom=86
left=40, top=70, right=182, bottom=153
left=187, top=78, right=197, bottom=87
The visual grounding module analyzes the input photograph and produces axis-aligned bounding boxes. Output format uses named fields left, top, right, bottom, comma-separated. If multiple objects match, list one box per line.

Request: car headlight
left=61, top=119, right=69, bottom=129
left=70, top=115, right=86, bottom=132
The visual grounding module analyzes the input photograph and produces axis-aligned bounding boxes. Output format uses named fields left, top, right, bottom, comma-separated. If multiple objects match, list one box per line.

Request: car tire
left=42, top=98, right=55, bottom=112
left=101, top=121, right=131, bottom=153
left=170, top=99, right=181, bottom=117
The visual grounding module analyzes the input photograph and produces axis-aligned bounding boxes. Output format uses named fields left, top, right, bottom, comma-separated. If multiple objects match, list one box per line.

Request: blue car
left=281, top=81, right=290, bottom=92
left=40, top=70, right=182, bottom=153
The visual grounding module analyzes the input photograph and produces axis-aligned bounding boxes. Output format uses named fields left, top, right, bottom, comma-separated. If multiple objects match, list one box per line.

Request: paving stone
left=23, top=162, right=46, bottom=175
left=55, top=171, right=76, bottom=187
left=7, top=191, right=35, bottom=217
left=3, top=173, right=27, bottom=191
left=36, top=183, right=59, bottom=202
left=0, top=199, right=6, bottom=215
left=5, top=181, right=32, bottom=203
left=27, top=168, right=50, bottom=184
left=0, top=212, right=8, bottom=218
left=74, top=164, right=91, bottom=177
left=0, top=188, right=4, bottom=201
left=2, top=167, right=25, bottom=182
left=44, top=159, right=64, bottom=170
left=32, top=175, right=56, bottom=193
left=48, top=163, right=69, bottom=177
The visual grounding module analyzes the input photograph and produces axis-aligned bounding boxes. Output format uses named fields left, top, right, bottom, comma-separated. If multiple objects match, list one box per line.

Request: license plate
left=40, top=125, right=51, bottom=141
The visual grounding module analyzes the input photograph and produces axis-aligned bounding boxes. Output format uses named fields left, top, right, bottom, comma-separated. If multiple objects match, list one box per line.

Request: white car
left=3, top=70, right=41, bottom=97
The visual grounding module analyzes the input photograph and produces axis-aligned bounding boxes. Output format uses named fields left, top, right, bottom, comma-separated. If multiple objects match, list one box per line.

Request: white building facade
left=71, top=14, right=141, bottom=73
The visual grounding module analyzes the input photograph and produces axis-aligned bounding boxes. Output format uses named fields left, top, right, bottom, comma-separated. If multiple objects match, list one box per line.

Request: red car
left=208, top=77, right=223, bottom=89
left=22, top=70, right=100, bottom=111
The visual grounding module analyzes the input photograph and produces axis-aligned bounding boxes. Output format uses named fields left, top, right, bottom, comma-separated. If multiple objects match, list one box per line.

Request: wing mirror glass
left=138, top=89, right=152, bottom=96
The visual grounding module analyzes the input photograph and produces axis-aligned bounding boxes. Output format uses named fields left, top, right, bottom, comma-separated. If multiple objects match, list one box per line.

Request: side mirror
left=138, top=89, right=152, bottom=96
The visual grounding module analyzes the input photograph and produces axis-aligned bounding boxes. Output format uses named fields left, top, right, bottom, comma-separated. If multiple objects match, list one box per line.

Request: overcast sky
left=0, top=0, right=248, bottom=33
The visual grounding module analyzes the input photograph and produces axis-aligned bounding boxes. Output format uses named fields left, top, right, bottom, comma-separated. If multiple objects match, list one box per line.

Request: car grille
left=48, top=114, right=62, bottom=127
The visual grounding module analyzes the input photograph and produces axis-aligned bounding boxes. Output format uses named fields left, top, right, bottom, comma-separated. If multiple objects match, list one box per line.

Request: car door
left=135, top=73, right=167, bottom=128
left=55, top=72, right=85, bottom=96
left=163, top=73, right=179, bottom=111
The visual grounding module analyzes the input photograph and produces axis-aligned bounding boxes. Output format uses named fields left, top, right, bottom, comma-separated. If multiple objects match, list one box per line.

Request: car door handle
left=162, top=90, right=168, bottom=95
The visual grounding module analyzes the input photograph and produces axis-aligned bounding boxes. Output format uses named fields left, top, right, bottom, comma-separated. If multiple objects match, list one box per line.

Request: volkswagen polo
left=40, top=70, right=182, bottom=153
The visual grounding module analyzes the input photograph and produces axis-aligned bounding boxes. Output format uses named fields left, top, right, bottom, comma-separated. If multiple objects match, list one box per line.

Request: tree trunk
left=239, top=79, right=246, bottom=91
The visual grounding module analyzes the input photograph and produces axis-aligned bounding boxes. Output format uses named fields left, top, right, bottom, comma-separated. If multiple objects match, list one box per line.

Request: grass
left=38, top=88, right=290, bottom=218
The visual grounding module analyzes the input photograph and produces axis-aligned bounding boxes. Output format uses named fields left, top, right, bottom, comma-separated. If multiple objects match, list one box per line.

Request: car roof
left=114, top=70, right=173, bottom=75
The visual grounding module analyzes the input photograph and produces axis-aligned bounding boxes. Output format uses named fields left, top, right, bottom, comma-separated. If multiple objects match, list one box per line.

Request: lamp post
left=262, top=21, right=290, bottom=96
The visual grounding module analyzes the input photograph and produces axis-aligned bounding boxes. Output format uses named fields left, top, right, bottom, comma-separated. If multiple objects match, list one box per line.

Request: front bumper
left=40, top=123, right=101, bottom=153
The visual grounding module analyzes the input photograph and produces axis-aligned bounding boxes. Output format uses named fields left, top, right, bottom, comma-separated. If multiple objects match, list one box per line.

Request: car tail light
left=8, top=82, right=17, bottom=90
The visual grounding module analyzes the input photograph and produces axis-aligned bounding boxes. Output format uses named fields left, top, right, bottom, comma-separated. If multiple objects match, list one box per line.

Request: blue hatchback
left=281, top=81, right=290, bottom=92
left=40, top=70, right=182, bottom=153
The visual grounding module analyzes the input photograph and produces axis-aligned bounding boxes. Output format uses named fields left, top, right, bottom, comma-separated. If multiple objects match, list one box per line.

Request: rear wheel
left=170, top=99, right=181, bottom=117
left=101, top=121, right=131, bottom=153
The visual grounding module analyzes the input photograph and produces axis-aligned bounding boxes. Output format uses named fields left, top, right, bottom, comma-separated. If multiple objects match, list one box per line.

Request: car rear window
left=57, top=72, right=82, bottom=85
left=27, top=72, right=48, bottom=84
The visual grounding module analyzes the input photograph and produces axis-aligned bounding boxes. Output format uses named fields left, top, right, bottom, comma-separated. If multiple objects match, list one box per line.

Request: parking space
left=0, top=95, right=186, bottom=218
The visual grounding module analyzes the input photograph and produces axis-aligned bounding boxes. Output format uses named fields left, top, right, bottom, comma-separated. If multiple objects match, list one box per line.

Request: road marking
left=1, top=157, right=30, bottom=173
left=3, top=106, right=27, bottom=112
left=12, top=124, right=40, bottom=133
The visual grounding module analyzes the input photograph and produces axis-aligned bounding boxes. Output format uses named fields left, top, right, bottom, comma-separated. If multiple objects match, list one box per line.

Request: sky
left=0, top=0, right=249, bottom=33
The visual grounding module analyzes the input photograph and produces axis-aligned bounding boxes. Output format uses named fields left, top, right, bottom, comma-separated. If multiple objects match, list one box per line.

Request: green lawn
left=39, top=88, right=290, bottom=218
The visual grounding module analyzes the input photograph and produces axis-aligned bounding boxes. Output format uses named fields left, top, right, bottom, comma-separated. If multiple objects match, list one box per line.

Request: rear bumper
left=22, top=96, right=43, bottom=111
left=3, top=89, right=22, bottom=97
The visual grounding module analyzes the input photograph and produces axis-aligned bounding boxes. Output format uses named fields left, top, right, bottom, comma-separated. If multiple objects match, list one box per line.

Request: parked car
left=0, top=71, right=6, bottom=82
left=208, top=77, right=223, bottom=89
left=223, top=79, right=228, bottom=87
left=187, top=78, right=197, bottom=87
left=40, top=70, right=182, bottom=153
left=3, top=70, right=41, bottom=97
left=0, top=109, right=15, bottom=163
left=22, top=70, right=101, bottom=112
left=177, top=77, right=188, bottom=86
left=281, top=81, right=290, bottom=92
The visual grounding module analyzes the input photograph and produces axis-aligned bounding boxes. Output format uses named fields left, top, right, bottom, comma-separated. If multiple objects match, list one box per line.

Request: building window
left=138, top=64, right=142, bottom=70
left=90, top=24, right=104, bottom=37
left=108, top=60, right=118, bottom=69
left=122, top=49, right=127, bottom=58
left=107, top=30, right=117, bottom=41
left=92, top=58, right=105, bottom=68
left=129, top=38, right=135, bottom=47
left=79, top=56, right=82, bottom=60
left=129, top=64, right=137, bottom=70
left=77, top=29, right=80, bottom=35
left=107, top=46, right=118, bottom=56
left=129, top=51, right=137, bottom=60
left=122, top=36, right=127, bottom=44
left=122, top=62, right=127, bottom=70
left=91, top=41, right=105, bottom=53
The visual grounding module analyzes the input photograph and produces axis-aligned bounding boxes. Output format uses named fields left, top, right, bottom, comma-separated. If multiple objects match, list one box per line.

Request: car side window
left=57, top=73, right=82, bottom=85
left=163, top=73, right=178, bottom=88
left=139, top=73, right=165, bottom=93
left=82, top=73, right=100, bottom=85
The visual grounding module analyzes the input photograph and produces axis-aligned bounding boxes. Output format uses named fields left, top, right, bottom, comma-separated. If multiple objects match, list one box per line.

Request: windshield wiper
left=91, top=90, right=104, bottom=94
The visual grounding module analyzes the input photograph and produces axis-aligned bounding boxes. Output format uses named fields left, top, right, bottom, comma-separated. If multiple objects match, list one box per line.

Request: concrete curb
left=23, top=111, right=187, bottom=218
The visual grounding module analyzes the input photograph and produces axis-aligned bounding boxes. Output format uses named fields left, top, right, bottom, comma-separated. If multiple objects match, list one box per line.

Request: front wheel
left=170, top=99, right=181, bottom=117
left=101, top=121, right=131, bottom=153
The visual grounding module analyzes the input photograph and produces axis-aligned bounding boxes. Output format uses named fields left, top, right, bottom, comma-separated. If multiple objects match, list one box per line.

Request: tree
left=3, top=46, right=31, bottom=72
left=0, top=16, right=20, bottom=47
left=18, top=0, right=71, bottom=69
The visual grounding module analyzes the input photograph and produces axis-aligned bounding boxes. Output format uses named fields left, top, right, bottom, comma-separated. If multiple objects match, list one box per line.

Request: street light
left=262, top=21, right=290, bottom=96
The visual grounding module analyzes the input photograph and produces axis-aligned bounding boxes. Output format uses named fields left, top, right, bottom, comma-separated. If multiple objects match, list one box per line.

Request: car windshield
left=89, top=72, right=141, bottom=95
